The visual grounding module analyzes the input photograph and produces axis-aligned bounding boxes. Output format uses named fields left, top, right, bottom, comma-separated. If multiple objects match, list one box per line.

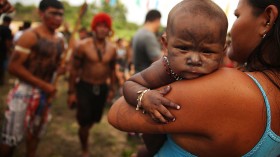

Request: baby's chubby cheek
left=203, top=59, right=220, bottom=72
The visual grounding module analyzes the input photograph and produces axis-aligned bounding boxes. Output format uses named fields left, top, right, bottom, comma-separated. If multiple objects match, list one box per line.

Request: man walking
left=0, top=0, right=65, bottom=157
left=67, top=12, right=117, bottom=157
left=132, top=9, right=162, bottom=73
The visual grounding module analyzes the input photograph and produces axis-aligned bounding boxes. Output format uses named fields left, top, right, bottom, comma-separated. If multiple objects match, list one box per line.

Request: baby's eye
left=202, top=49, right=214, bottom=54
left=176, top=46, right=190, bottom=51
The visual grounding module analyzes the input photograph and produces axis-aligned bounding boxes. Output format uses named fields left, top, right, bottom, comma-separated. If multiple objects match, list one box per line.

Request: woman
left=108, top=0, right=280, bottom=156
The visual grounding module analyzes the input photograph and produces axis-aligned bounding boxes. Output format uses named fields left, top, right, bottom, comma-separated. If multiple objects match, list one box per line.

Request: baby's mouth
left=181, top=71, right=203, bottom=79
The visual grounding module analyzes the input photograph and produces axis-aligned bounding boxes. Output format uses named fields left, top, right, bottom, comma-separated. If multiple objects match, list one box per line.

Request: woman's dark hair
left=39, top=0, right=64, bottom=11
left=246, top=0, right=280, bottom=90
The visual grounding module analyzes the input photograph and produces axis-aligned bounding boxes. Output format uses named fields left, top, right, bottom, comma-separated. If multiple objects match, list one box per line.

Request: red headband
left=91, top=13, right=112, bottom=30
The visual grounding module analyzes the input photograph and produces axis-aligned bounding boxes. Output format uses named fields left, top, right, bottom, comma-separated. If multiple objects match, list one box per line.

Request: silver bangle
left=136, top=89, right=150, bottom=111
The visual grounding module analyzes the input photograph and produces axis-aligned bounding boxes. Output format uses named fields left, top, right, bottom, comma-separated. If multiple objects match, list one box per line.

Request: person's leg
left=0, top=84, right=32, bottom=157
left=0, top=61, right=4, bottom=86
left=76, top=81, right=95, bottom=157
left=25, top=90, right=49, bottom=157
left=0, top=144, right=15, bottom=157
left=93, top=84, right=109, bottom=123
left=78, top=83, right=108, bottom=157
left=26, top=130, right=40, bottom=157
left=78, top=124, right=93, bottom=157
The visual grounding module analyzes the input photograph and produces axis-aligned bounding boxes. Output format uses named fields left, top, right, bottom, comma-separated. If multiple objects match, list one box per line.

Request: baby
left=123, top=0, right=228, bottom=156
left=124, top=0, right=228, bottom=123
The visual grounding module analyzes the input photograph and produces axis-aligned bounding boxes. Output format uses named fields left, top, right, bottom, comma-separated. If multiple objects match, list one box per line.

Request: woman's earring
left=261, top=23, right=270, bottom=38
left=262, top=30, right=267, bottom=39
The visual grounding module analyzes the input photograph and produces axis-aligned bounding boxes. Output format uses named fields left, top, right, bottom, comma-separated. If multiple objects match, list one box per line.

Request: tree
left=13, top=3, right=38, bottom=22
left=101, top=0, right=139, bottom=40
left=11, top=0, right=139, bottom=40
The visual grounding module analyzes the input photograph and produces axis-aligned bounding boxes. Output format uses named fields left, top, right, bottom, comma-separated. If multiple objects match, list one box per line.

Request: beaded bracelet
left=136, top=89, right=150, bottom=111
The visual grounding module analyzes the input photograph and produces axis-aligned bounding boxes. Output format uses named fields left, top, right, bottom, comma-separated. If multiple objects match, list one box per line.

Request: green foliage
left=13, top=2, right=39, bottom=21
left=61, top=1, right=81, bottom=27
left=12, top=0, right=139, bottom=40
left=115, top=22, right=139, bottom=41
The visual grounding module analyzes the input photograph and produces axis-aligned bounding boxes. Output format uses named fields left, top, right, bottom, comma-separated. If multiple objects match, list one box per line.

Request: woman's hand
left=141, top=86, right=180, bottom=123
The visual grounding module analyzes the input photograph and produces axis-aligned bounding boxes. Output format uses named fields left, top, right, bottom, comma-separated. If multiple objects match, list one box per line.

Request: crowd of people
left=1, top=0, right=280, bottom=157
left=0, top=0, right=140, bottom=157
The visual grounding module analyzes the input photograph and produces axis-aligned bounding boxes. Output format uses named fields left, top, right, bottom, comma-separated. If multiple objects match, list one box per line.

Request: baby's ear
left=161, top=32, right=168, bottom=51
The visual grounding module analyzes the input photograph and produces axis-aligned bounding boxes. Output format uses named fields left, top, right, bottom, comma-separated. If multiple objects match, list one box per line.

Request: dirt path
left=1, top=77, right=142, bottom=157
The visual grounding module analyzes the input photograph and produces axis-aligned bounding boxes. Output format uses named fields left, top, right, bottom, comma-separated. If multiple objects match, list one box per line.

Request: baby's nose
left=186, top=53, right=202, bottom=66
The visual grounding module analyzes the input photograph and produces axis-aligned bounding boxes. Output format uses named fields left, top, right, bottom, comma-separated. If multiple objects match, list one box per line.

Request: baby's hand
left=141, top=86, right=180, bottom=123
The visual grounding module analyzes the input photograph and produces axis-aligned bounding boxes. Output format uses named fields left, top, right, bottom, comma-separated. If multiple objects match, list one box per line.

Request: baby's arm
left=123, top=58, right=180, bottom=123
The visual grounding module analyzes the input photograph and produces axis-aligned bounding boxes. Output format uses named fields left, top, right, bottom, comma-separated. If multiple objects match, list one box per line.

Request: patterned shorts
left=1, top=83, right=50, bottom=146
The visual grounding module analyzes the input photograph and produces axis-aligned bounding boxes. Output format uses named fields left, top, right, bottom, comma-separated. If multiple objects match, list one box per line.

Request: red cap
left=91, top=12, right=112, bottom=30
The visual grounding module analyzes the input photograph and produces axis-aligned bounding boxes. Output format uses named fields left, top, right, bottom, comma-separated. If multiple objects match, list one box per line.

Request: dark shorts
left=116, top=58, right=127, bottom=72
left=76, top=80, right=109, bottom=126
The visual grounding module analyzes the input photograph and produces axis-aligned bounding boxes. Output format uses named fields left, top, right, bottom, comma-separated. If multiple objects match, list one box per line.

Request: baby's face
left=164, top=14, right=225, bottom=80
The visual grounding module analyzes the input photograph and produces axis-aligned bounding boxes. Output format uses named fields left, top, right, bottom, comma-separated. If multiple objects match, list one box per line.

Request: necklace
left=162, top=55, right=183, bottom=81
left=93, top=37, right=106, bottom=61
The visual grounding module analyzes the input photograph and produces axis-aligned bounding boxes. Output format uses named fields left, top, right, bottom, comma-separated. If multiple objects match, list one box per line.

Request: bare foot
left=81, top=151, right=90, bottom=157
left=130, top=153, right=137, bottom=157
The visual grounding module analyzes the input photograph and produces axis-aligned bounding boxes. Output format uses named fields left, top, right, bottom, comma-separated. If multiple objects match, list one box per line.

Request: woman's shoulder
left=166, top=67, right=265, bottom=133
left=169, top=68, right=252, bottom=97
left=169, top=68, right=265, bottom=112
left=167, top=68, right=263, bottom=126
left=200, top=67, right=248, bottom=83
left=164, top=68, right=267, bottom=154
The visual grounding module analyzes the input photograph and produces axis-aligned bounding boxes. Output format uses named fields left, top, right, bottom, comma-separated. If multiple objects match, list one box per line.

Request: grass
left=0, top=74, right=143, bottom=157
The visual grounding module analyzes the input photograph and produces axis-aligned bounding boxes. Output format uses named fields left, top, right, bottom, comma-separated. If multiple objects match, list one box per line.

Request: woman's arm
left=108, top=68, right=260, bottom=134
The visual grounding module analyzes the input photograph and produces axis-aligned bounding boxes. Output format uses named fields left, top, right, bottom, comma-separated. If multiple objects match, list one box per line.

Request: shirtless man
left=0, top=0, right=64, bottom=157
left=67, top=12, right=116, bottom=157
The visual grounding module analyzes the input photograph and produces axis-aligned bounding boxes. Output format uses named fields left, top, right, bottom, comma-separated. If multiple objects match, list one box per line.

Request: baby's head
left=162, top=0, right=228, bottom=79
